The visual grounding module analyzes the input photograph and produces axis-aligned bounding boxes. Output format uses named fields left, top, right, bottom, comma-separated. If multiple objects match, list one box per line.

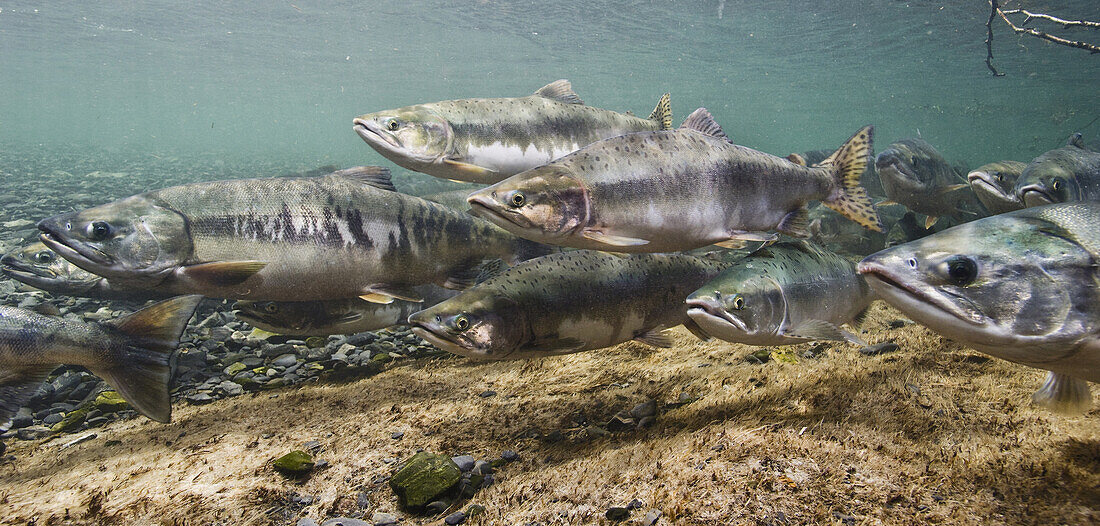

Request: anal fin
left=0, top=365, right=58, bottom=426
left=776, top=207, right=811, bottom=238
left=1031, top=372, right=1092, bottom=414
left=633, top=328, right=673, bottom=348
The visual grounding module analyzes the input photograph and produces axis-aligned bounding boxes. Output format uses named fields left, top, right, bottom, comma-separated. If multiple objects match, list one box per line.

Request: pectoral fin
left=1031, top=372, right=1092, bottom=414
left=783, top=319, right=850, bottom=343
left=938, top=183, right=970, bottom=194
left=443, top=158, right=499, bottom=180
left=924, top=215, right=940, bottom=229
left=0, top=364, right=57, bottom=426
left=181, top=261, right=267, bottom=287
left=360, top=284, right=423, bottom=303
left=582, top=229, right=650, bottom=247
left=633, top=328, right=673, bottom=348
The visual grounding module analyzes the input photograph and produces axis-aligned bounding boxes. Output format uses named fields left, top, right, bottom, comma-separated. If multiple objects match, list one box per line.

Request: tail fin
left=510, top=238, right=559, bottom=264
left=0, top=365, right=56, bottom=427
left=820, top=125, right=883, bottom=232
left=1031, top=371, right=1092, bottom=415
left=648, top=93, right=673, bottom=130
left=93, top=295, right=203, bottom=423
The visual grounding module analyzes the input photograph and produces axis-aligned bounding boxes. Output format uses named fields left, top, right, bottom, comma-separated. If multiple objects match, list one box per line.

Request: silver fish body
left=468, top=109, right=880, bottom=253
left=354, top=80, right=672, bottom=184
left=0, top=295, right=202, bottom=424
left=235, top=285, right=460, bottom=336
left=1014, top=134, right=1100, bottom=208
left=859, top=203, right=1100, bottom=412
left=37, top=167, right=549, bottom=302
left=876, top=138, right=980, bottom=223
left=687, top=242, right=872, bottom=346
left=408, top=251, right=724, bottom=360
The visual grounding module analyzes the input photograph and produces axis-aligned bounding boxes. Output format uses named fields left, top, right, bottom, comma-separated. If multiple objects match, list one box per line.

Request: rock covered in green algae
left=50, top=407, right=90, bottom=434
left=93, top=391, right=129, bottom=413
left=274, top=450, right=315, bottom=476
left=390, top=452, right=462, bottom=508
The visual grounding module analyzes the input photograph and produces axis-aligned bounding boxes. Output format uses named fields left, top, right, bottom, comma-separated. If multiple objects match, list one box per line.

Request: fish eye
left=264, top=303, right=279, bottom=314
left=387, top=119, right=400, bottom=131
left=454, top=315, right=470, bottom=331
left=87, top=221, right=112, bottom=241
left=732, top=295, right=745, bottom=310
left=65, top=221, right=72, bottom=231
left=907, top=257, right=918, bottom=269
left=509, top=192, right=526, bottom=208
left=991, top=171, right=1002, bottom=181
left=33, top=251, right=55, bottom=263
left=1052, top=179, right=1063, bottom=191
left=941, top=255, right=978, bottom=286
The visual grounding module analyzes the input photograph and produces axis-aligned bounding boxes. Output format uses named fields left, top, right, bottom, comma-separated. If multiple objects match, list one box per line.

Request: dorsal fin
left=648, top=93, right=673, bottom=130
left=330, top=166, right=395, bottom=191
left=534, top=80, right=584, bottom=105
left=679, top=108, right=730, bottom=143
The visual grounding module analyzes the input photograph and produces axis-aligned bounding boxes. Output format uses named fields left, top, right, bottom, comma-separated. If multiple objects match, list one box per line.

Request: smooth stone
left=296, top=519, right=319, bottom=526
left=370, top=512, right=398, bottom=526
left=630, top=399, right=657, bottom=419
left=424, top=500, right=450, bottom=514
left=17, top=426, right=52, bottom=440
left=389, top=451, right=462, bottom=508
left=391, top=431, right=404, bottom=440
left=217, top=381, right=244, bottom=397
left=42, top=413, right=63, bottom=425
left=321, top=519, right=370, bottom=526
left=452, top=455, right=476, bottom=472
left=444, top=511, right=466, bottom=525
left=186, top=392, right=214, bottom=405
left=642, top=509, right=661, bottom=526
left=501, top=450, right=519, bottom=462
left=273, top=354, right=298, bottom=367
left=274, top=450, right=314, bottom=476
left=606, top=507, right=630, bottom=521
left=478, top=390, right=497, bottom=398
left=860, top=342, right=900, bottom=356
left=86, top=416, right=109, bottom=428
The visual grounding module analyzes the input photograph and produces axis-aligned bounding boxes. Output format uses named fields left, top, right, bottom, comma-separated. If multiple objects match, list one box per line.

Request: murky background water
left=0, top=0, right=1097, bottom=182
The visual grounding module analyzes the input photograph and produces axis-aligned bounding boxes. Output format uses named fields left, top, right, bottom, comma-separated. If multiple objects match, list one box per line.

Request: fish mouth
left=38, top=230, right=116, bottom=271
left=966, top=172, right=1004, bottom=195
left=353, top=118, right=401, bottom=150
left=876, top=155, right=917, bottom=181
left=410, top=324, right=482, bottom=358
left=1018, top=185, right=1055, bottom=207
left=0, top=254, right=55, bottom=279
left=857, top=260, right=983, bottom=325
left=685, top=298, right=748, bottom=332
left=466, top=194, right=535, bottom=230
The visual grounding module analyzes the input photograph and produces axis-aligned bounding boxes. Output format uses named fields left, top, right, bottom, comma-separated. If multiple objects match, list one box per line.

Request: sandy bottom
left=1, top=303, right=1097, bottom=525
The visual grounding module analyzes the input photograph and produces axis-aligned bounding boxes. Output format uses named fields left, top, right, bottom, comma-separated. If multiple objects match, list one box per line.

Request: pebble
left=370, top=512, right=398, bottom=526
left=321, top=519, right=370, bottom=526
left=473, top=459, right=494, bottom=475
left=444, top=511, right=466, bottom=525
left=641, top=509, right=661, bottom=526
left=390, top=431, right=404, bottom=440
left=606, top=507, right=630, bottom=521
left=272, top=353, right=299, bottom=367
left=859, top=342, right=900, bottom=356
left=478, top=390, right=497, bottom=398
left=296, top=519, right=319, bottom=526
left=501, top=450, right=519, bottom=462
left=452, top=455, right=476, bottom=472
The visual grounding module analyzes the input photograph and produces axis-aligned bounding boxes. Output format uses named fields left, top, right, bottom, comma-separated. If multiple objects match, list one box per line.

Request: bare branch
left=997, top=8, right=1100, bottom=54
left=986, top=1, right=1005, bottom=76
left=1000, top=9, right=1100, bottom=29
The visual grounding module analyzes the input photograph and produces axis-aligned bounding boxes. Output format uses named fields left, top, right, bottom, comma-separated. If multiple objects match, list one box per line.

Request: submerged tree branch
left=996, top=6, right=1100, bottom=55
left=1000, top=9, right=1100, bottom=30
left=986, top=0, right=1005, bottom=76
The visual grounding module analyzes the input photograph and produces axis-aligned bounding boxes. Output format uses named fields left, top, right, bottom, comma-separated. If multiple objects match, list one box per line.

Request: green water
left=1, top=0, right=1097, bottom=176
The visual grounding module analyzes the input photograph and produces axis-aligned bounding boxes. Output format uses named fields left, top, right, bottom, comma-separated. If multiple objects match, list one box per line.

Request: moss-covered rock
left=224, top=362, right=247, bottom=375
left=93, top=391, right=129, bottom=413
left=390, top=451, right=462, bottom=508
left=305, top=336, right=326, bottom=348
left=371, top=352, right=393, bottom=364
left=273, top=450, right=314, bottom=477
left=50, top=407, right=90, bottom=433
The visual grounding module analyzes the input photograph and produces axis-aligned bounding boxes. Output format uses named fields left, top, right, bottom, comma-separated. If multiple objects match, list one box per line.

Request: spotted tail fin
left=821, top=125, right=883, bottom=232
